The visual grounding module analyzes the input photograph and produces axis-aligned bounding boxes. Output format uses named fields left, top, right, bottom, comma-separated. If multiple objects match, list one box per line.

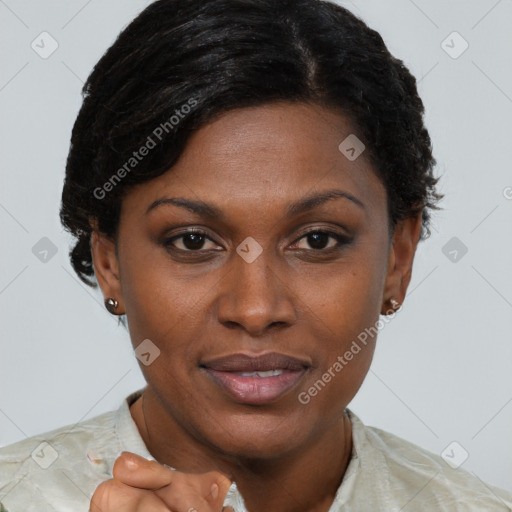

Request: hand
left=90, top=451, right=234, bottom=512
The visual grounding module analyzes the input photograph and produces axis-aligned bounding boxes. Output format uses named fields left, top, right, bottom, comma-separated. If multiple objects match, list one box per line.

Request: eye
left=163, top=228, right=352, bottom=254
left=163, top=229, right=221, bottom=252
left=289, top=230, right=351, bottom=251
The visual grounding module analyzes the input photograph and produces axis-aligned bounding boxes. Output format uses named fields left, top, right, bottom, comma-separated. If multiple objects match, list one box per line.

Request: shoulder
left=0, top=408, right=120, bottom=511
left=347, top=410, right=512, bottom=511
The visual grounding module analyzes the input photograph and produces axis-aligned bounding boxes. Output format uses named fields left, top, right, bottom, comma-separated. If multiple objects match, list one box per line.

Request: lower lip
left=203, top=368, right=307, bottom=405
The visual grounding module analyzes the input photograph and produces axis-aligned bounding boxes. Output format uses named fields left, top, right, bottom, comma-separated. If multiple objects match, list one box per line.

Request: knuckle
left=90, top=478, right=139, bottom=510
left=89, top=479, right=112, bottom=510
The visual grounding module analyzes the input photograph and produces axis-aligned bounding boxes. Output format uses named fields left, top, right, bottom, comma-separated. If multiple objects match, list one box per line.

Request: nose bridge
left=216, top=239, right=295, bottom=334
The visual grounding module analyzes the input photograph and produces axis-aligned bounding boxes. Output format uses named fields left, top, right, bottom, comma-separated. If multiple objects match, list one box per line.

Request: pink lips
left=201, top=352, right=309, bottom=405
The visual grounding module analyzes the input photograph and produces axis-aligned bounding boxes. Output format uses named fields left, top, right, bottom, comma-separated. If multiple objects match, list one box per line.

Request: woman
left=1, top=0, right=510, bottom=510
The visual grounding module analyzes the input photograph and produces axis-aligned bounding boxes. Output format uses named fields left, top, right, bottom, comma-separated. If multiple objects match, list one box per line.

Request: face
left=92, top=101, right=421, bottom=460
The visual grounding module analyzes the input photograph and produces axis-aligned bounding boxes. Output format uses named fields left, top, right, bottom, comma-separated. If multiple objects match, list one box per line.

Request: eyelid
left=164, top=228, right=222, bottom=250
left=291, top=226, right=351, bottom=242
left=289, top=228, right=352, bottom=251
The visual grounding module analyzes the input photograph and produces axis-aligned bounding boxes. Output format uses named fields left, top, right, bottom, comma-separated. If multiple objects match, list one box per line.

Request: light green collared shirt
left=1, top=388, right=511, bottom=511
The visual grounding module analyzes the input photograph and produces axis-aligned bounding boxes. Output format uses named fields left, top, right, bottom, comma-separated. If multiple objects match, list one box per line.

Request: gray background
left=1, top=0, right=511, bottom=494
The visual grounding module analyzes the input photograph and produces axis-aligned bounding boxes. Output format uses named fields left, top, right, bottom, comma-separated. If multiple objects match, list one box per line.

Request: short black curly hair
left=60, top=0, right=443, bottom=289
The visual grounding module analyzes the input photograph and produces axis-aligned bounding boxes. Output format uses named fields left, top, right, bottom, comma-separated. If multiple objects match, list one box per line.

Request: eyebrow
left=145, top=189, right=365, bottom=219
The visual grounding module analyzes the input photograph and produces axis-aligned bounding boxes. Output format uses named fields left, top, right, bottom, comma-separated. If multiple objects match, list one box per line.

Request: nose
left=216, top=244, right=297, bottom=336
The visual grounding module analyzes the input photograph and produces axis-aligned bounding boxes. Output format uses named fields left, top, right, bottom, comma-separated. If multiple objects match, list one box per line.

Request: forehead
left=121, top=102, right=386, bottom=220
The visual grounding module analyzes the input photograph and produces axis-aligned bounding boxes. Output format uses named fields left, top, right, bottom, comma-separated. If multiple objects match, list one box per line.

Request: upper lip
left=200, top=352, right=310, bottom=372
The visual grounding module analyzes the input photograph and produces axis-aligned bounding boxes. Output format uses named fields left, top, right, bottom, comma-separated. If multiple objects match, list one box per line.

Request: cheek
left=306, top=255, right=384, bottom=339
left=297, top=257, right=384, bottom=405
left=118, top=249, right=221, bottom=398
left=119, top=247, right=206, bottom=342
left=299, top=286, right=379, bottom=413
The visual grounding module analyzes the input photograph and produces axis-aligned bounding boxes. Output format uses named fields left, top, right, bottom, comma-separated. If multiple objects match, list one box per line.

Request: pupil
left=308, top=232, right=328, bottom=249
left=184, top=233, right=205, bottom=250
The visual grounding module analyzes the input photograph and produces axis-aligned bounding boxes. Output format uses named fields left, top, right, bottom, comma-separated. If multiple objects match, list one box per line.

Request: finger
left=113, top=452, right=175, bottom=490
left=113, top=451, right=234, bottom=511
left=154, top=470, right=233, bottom=511
left=222, top=507, right=235, bottom=512
left=196, top=471, right=233, bottom=503
left=90, top=477, right=170, bottom=512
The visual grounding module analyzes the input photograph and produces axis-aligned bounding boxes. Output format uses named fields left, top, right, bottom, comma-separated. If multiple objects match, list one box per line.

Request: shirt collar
left=114, top=387, right=154, bottom=461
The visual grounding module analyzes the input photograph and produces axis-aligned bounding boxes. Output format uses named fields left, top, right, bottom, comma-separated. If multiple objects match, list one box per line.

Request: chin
left=200, top=410, right=309, bottom=460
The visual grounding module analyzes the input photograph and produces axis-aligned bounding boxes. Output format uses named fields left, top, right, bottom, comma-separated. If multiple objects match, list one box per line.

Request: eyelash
left=163, top=228, right=352, bottom=254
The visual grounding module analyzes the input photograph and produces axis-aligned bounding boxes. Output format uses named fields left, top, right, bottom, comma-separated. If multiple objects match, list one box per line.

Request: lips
left=201, top=352, right=309, bottom=372
left=200, top=352, right=310, bottom=405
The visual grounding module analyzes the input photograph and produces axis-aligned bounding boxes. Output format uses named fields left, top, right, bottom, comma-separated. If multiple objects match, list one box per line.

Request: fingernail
left=210, top=482, right=219, bottom=500
left=123, top=455, right=139, bottom=470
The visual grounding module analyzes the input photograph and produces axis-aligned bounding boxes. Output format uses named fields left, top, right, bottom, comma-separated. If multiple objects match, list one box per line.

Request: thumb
left=112, top=451, right=173, bottom=489
left=222, top=508, right=235, bottom=512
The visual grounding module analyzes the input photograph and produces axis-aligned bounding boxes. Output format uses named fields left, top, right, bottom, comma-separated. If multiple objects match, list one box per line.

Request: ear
left=380, top=211, right=423, bottom=315
left=90, top=219, right=125, bottom=314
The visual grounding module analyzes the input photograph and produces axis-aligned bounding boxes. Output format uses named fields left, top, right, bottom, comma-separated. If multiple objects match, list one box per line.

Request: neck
left=129, top=389, right=352, bottom=512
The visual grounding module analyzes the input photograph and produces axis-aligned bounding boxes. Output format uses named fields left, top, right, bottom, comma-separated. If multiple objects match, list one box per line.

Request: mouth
left=200, top=352, right=310, bottom=405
